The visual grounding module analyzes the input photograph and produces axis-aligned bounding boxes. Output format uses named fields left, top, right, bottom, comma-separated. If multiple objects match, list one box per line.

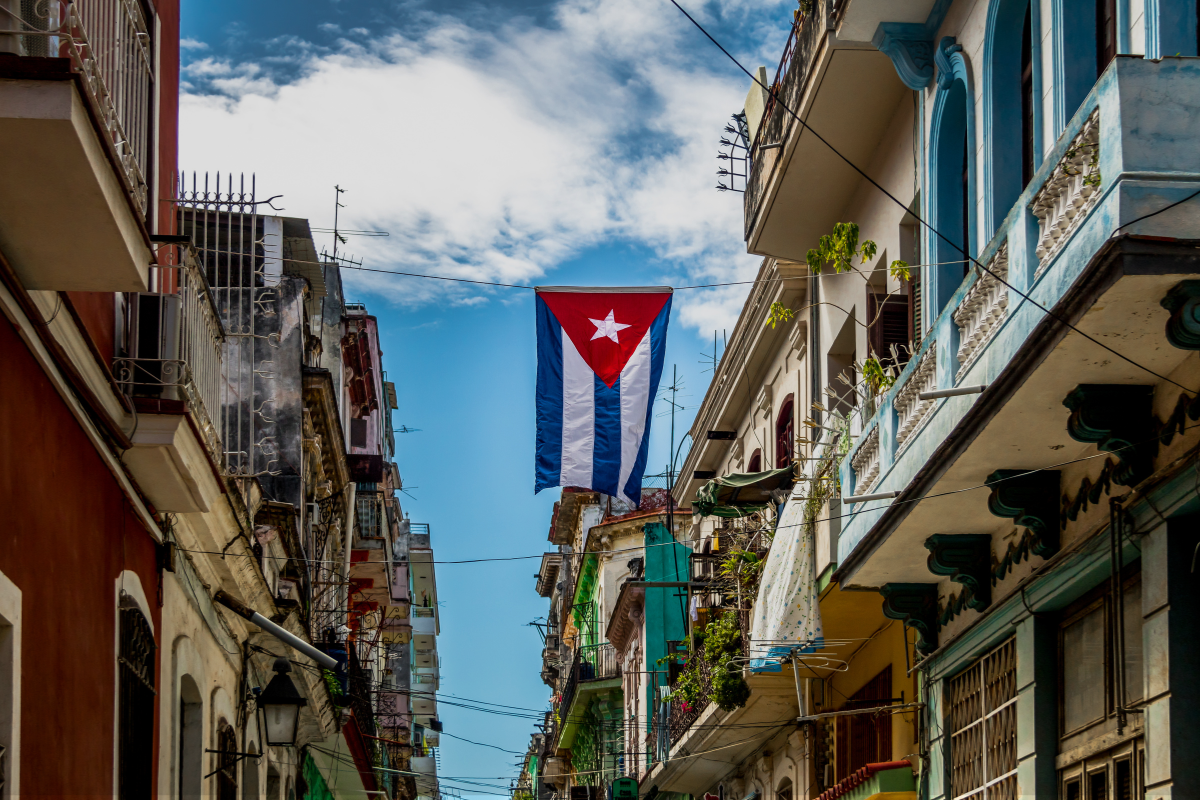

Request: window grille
left=118, top=606, right=156, bottom=800
left=216, top=723, right=238, bottom=800
left=948, top=637, right=1017, bottom=800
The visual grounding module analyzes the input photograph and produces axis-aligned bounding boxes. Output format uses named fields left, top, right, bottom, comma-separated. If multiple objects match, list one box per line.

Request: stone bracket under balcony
left=879, top=583, right=938, bottom=654
left=1161, top=280, right=1200, bottom=349
left=122, top=411, right=223, bottom=513
left=986, top=470, right=1061, bottom=557
left=871, top=24, right=934, bottom=90
left=1063, top=384, right=1157, bottom=487
left=0, top=73, right=151, bottom=291
left=925, top=534, right=993, bottom=611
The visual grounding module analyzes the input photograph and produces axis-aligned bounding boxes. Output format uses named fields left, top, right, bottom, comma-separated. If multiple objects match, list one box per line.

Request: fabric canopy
left=691, top=466, right=794, bottom=518
left=749, top=491, right=824, bottom=672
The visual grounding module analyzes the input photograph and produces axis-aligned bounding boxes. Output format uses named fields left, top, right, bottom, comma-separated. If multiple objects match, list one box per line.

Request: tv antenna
left=312, top=184, right=389, bottom=264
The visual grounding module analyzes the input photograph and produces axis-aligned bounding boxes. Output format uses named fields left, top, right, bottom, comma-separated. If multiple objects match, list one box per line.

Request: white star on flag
left=589, top=310, right=631, bottom=343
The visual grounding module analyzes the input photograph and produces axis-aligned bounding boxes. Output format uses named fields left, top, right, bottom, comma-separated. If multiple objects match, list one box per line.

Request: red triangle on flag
left=538, top=289, right=671, bottom=387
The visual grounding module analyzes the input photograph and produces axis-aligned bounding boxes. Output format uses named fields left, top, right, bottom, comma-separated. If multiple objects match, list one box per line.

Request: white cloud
left=180, top=0, right=783, bottom=333
left=180, top=37, right=209, bottom=50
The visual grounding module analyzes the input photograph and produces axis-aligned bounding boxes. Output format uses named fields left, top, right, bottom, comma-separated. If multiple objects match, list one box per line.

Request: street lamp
left=257, top=657, right=308, bottom=747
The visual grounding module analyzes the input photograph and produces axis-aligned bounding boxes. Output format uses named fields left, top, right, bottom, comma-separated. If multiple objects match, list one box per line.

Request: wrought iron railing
left=114, top=244, right=225, bottom=464
left=745, top=0, right=834, bottom=238
left=356, top=490, right=385, bottom=540
left=0, top=0, right=154, bottom=213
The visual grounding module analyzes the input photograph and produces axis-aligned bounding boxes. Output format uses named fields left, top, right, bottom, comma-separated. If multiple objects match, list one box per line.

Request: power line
left=665, top=0, right=1198, bottom=396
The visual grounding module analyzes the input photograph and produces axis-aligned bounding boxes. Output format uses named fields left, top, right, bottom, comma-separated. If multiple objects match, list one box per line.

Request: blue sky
left=178, top=0, right=793, bottom=795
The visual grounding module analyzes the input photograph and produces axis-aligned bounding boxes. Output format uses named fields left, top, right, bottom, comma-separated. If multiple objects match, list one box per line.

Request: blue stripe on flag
left=591, top=374, right=622, bottom=497
left=534, top=296, right=564, bottom=493
left=621, top=297, right=672, bottom=503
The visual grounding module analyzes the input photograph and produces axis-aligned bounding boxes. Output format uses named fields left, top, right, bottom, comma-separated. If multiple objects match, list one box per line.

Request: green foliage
left=862, top=356, right=896, bottom=395
left=889, top=259, right=912, bottom=282
left=806, top=222, right=876, bottom=275
left=323, top=669, right=347, bottom=706
left=767, top=302, right=795, bottom=329
left=1064, top=142, right=1101, bottom=188
left=704, top=613, right=750, bottom=711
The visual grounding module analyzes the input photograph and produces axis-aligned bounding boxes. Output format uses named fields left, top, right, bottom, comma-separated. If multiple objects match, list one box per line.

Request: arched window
left=179, top=675, right=203, bottom=799
left=776, top=778, right=794, bottom=800
left=242, top=742, right=260, bottom=800
left=930, top=38, right=975, bottom=315
left=775, top=395, right=794, bottom=468
left=118, top=605, right=156, bottom=800
left=216, top=722, right=238, bottom=800
left=748, top=449, right=762, bottom=473
left=985, top=0, right=1038, bottom=234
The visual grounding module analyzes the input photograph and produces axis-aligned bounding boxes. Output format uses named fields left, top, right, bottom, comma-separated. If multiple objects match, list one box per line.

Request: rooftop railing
left=1, top=0, right=154, bottom=214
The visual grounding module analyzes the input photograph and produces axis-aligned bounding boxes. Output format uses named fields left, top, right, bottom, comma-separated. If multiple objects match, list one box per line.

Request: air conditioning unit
left=130, top=293, right=182, bottom=398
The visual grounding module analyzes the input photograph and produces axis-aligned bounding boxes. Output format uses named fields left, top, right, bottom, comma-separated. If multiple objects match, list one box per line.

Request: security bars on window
left=948, top=637, right=1018, bottom=800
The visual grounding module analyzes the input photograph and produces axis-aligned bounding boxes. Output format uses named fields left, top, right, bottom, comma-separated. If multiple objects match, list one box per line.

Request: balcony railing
left=114, top=244, right=225, bottom=463
left=1, top=0, right=153, bottom=214
left=745, top=0, right=833, bottom=237
left=559, top=643, right=620, bottom=723
left=356, top=490, right=385, bottom=540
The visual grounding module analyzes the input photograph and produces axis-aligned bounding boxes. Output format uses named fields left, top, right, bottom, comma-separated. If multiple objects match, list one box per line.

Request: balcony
left=0, top=0, right=155, bottom=291
left=118, top=245, right=226, bottom=512
left=411, top=605, right=438, bottom=636
left=554, top=643, right=620, bottom=748
left=836, top=58, right=1200, bottom=602
left=743, top=0, right=905, bottom=260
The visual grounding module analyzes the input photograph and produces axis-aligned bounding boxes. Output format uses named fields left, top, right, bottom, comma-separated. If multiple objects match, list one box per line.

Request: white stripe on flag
left=560, top=328, right=594, bottom=487
left=617, top=328, right=652, bottom=504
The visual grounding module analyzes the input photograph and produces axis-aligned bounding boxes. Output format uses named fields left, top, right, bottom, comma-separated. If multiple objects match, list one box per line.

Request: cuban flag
left=535, top=287, right=672, bottom=506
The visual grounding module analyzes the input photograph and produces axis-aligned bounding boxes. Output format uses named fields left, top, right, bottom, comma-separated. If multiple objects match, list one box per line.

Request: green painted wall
left=642, top=521, right=691, bottom=735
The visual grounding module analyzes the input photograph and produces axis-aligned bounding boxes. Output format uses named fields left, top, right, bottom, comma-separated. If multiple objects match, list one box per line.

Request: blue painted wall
left=642, top=521, right=691, bottom=732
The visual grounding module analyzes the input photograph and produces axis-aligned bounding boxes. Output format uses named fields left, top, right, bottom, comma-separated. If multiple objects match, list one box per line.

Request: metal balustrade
left=114, top=244, right=225, bottom=464
left=1, top=0, right=154, bottom=213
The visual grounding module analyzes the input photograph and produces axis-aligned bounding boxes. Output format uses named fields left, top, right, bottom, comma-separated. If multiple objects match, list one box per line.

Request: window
left=747, top=449, right=762, bottom=473
left=931, top=69, right=971, bottom=314
left=118, top=606, right=156, bottom=800
left=216, top=722, right=238, bottom=800
left=1058, top=573, right=1144, bottom=795
left=179, top=676, right=203, bottom=798
left=947, top=637, right=1017, bottom=799
left=867, top=294, right=910, bottom=370
left=835, top=666, right=893, bottom=781
left=775, top=396, right=794, bottom=469
left=775, top=778, right=793, bottom=800
left=1020, top=2, right=1036, bottom=187
left=1059, top=575, right=1144, bottom=740
left=1097, top=0, right=1117, bottom=76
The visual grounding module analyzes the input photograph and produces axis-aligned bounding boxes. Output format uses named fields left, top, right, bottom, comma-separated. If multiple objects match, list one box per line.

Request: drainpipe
left=214, top=591, right=338, bottom=670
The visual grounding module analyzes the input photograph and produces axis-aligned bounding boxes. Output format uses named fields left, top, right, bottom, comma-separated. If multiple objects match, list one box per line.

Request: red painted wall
left=0, top=314, right=161, bottom=795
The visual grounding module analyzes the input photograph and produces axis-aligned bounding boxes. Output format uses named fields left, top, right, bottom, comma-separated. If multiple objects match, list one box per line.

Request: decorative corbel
left=934, top=37, right=963, bottom=90
left=1062, top=384, right=1156, bottom=487
left=872, top=23, right=934, bottom=90
left=924, top=534, right=993, bottom=611
left=1161, top=280, right=1200, bottom=350
left=986, top=470, right=1061, bottom=556
left=880, top=583, right=939, bottom=654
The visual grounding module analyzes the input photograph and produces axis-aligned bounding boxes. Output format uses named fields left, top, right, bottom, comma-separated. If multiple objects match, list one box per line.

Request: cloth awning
left=692, top=466, right=794, bottom=518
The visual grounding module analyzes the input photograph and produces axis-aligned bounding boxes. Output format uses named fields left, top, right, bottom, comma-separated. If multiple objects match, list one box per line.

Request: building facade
left=0, top=4, right=434, bottom=796
left=520, top=1, right=1200, bottom=799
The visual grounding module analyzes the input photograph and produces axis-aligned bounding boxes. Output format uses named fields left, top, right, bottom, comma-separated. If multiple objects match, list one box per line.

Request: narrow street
left=0, top=0, right=1198, bottom=798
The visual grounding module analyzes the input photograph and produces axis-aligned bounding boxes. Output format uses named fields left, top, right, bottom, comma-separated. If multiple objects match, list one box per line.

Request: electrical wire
left=177, top=419, right=1193, bottom=567
left=665, top=0, right=1199, bottom=396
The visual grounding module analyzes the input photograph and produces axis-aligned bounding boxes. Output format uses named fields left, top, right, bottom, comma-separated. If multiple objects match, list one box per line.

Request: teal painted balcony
left=836, top=57, right=1200, bottom=599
